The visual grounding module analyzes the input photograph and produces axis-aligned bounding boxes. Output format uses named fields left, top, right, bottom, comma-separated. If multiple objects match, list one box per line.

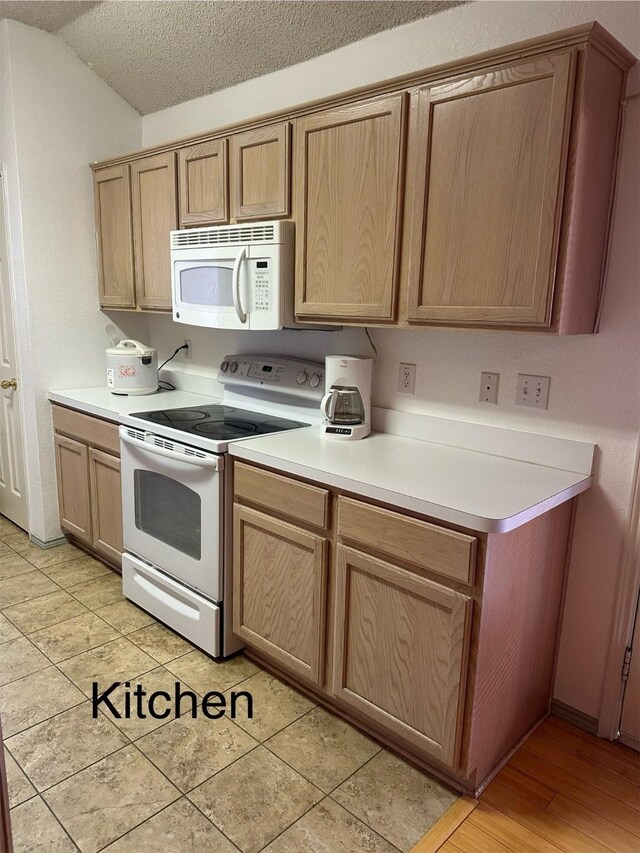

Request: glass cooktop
left=131, top=404, right=310, bottom=441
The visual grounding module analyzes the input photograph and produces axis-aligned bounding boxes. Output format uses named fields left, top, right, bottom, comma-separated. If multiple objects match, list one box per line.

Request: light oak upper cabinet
left=131, top=152, right=178, bottom=310
left=331, top=545, right=472, bottom=768
left=230, top=123, right=291, bottom=220
left=233, top=504, right=328, bottom=686
left=178, top=139, right=228, bottom=227
left=295, top=94, right=406, bottom=321
left=54, top=435, right=92, bottom=545
left=404, top=51, right=575, bottom=328
left=93, top=165, right=136, bottom=309
left=89, top=449, right=123, bottom=565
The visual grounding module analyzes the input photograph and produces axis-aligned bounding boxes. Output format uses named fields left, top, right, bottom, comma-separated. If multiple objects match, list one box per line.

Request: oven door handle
left=232, top=247, right=248, bottom=324
left=119, top=428, right=221, bottom=469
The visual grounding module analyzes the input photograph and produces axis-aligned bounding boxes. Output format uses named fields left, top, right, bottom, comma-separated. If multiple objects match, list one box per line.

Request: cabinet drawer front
left=52, top=405, right=120, bottom=455
left=331, top=545, right=472, bottom=768
left=234, top=462, right=329, bottom=529
left=337, top=496, right=475, bottom=584
left=233, top=505, right=328, bottom=685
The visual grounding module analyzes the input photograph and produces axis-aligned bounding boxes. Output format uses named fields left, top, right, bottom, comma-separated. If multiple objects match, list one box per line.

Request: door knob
left=1, top=378, right=17, bottom=390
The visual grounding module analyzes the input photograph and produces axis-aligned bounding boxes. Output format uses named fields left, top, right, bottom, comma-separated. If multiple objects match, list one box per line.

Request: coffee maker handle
left=321, top=389, right=337, bottom=421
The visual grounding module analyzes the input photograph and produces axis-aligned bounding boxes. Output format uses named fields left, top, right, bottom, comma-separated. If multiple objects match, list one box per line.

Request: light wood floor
left=415, top=715, right=640, bottom=853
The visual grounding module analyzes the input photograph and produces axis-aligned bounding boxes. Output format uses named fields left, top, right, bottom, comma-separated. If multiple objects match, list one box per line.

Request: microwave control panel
left=252, top=260, right=271, bottom=312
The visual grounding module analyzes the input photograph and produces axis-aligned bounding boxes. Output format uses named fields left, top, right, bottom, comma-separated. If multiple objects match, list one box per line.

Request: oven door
left=172, top=245, right=251, bottom=330
left=119, top=427, right=223, bottom=600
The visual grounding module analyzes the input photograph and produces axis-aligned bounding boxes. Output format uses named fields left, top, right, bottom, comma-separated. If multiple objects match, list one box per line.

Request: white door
left=620, top=594, right=640, bottom=750
left=0, top=171, right=27, bottom=530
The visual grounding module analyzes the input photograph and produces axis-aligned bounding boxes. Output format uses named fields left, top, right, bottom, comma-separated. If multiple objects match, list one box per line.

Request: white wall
left=0, top=20, right=145, bottom=541
left=142, top=0, right=640, bottom=722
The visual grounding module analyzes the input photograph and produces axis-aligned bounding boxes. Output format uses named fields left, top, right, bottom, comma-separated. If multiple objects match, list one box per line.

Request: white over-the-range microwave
left=171, top=220, right=294, bottom=330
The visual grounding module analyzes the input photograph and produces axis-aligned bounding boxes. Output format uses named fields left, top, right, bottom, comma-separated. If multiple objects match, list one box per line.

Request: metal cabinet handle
left=1, top=378, right=17, bottom=390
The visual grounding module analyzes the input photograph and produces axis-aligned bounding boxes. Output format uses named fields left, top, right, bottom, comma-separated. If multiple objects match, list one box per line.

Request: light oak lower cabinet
left=54, top=435, right=92, bottom=545
left=233, top=505, right=328, bottom=686
left=89, top=448, right=123, bottom=564
left=331, top=545, right=472, bottom=768
left=52, top=405, right=122, bottom=568
left=233, top=460, right=574, bottom=793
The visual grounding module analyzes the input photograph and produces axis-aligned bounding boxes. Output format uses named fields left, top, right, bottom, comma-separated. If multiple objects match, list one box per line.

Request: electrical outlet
left=516, top=374, right=551, bottom=409
left=479, top=372, right=499, bottom=404
left=183, top=340, right=192, bottom=360
left=398, top=363, right=416, bottom=395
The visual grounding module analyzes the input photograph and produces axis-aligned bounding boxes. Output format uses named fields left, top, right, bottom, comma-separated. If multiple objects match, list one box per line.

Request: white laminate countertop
left=229, top=427, right=592, bottom=534
left=48, top=386, right=221, bottom=423
left=48, top=386, right=594, bottom=534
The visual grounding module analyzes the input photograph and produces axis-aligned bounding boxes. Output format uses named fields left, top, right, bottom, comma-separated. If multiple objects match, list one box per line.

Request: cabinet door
left=131, top=152, right=178, bottom=310
left=54, top=435, right=91, bottom=544
left=178, top=139, right=228, bottom=227
left=93, top=165, right=135, bottom=309
left=405, top=51, right=575, bottom=327
left=233, top=505, right=328, bottom=685
left=331, top=545, right=472, bottom=768
left=89, top=448, right=123, bottom=566
left=295, top=94, right=406, bottom=321
left=230, top=123, right=290, bottom=220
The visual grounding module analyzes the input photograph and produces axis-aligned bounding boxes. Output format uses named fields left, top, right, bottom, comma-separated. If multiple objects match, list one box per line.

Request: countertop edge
left=229, top=443, right=592, bottom=534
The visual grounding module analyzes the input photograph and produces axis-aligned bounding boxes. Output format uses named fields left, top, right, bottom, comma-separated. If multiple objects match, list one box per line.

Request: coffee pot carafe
left=321, top=356, right=373, bottom=440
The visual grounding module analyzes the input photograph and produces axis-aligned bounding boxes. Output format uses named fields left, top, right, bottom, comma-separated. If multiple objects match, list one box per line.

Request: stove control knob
left=296, top=370, right=308, bottom=385
left=229, top=361, right=238, bottom=374
left=220, top=361, right=229, bottom=373
left=309, top=372, right=321, bottom=388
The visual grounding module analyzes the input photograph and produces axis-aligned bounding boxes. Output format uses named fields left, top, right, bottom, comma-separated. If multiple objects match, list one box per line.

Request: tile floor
left=0, top=516, right=458, bottom=852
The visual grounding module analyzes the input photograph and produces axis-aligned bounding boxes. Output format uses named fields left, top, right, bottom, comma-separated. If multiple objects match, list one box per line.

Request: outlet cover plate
left=516, top=374, right=551, bottom=409
left=479, top=372, right=499, bottom=404
left=398, top=363, right=416, bottom=395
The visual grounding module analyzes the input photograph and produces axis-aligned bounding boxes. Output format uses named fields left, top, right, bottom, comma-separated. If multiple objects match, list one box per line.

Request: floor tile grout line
left=34, top=794, right=82, bottom=852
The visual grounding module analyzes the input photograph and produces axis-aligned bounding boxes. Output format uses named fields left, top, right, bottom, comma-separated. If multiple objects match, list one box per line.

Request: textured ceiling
left=51, top=0, right=464, bottom=114
left=0, top=1, right=99, bottom=31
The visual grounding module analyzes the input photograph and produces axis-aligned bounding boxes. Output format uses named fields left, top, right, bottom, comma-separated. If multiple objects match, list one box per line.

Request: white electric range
left=120, top=354, right=324, bottom=658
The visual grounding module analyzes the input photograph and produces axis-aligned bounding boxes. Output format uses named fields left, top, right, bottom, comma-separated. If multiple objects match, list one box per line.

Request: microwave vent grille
left=171, top=224, right=277, bottom=249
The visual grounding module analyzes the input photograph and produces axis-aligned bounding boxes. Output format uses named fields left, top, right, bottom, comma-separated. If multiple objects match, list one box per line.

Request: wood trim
left=51, top=404, right=120, bottom=455
left=331, top=544, right=472, bottom=768
left=178, top=138, right=228, bottom=226
left=233, top=504, right=328, bottom=685
left=229, top=122, right=291, bottom=220
left=91, top=23, right=634, bottom=170
left=89, top=448, right=123, bottom=567
left=0, top=718, right=12, bottom=853
left=93, top=164, right=136, bottom=309
left=337, top=495, right=476, bottom=584
left=404, top=50, right=576, bottom=328
left=234, top=460, right=329, bottom=529
left=410, top=795, right=479, bottom=852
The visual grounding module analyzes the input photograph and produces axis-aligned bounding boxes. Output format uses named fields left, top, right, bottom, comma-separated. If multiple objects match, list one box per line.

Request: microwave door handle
left=232, top=248, right=248, bottom=324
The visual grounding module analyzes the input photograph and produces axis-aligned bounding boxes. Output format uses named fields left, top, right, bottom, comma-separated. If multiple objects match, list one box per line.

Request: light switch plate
left=479, top=372, right=499, bottom=404
left=516, top=374, right=551, bottom=409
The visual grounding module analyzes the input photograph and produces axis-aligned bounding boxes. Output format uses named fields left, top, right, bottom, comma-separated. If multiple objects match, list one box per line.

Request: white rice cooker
left=106, top=340, right=158, bottom=396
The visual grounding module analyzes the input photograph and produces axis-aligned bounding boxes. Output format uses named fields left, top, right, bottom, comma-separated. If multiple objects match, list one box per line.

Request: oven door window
left=179, top=265, right=234, bottom=308
left=134, top=470, right=201, bottom=560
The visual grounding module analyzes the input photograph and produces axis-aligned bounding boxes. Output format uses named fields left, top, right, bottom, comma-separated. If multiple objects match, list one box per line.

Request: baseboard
left=29, top=533, right=69, bottom=550
left=549, top=699, right=599, bottom=735
left=618, top=732, right=640, bottom=751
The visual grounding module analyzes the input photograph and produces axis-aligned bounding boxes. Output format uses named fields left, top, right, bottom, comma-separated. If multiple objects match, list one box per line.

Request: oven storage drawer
left=123, top=553, right=221, bottom=657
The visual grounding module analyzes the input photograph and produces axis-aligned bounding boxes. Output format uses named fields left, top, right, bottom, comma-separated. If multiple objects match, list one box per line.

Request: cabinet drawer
left=52, top=404, right=120, bottom=455
left=337, top=496, right=476, bottom=584
left=234, top=462, right=329, bottom=529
